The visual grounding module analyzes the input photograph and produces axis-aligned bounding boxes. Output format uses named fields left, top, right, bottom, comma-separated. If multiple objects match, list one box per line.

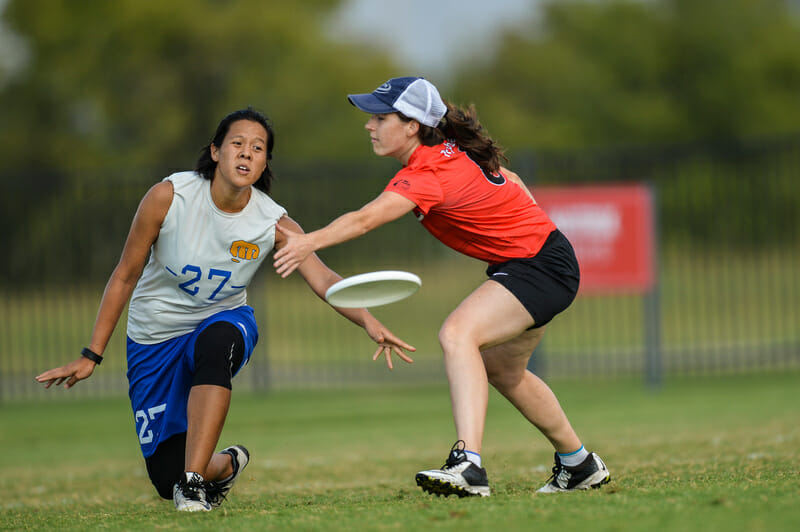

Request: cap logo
left=348, top=77, right=446, bottom=127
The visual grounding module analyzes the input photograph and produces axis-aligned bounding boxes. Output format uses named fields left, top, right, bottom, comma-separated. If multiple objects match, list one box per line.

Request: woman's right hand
left=273, top=223, right=317, bottom=278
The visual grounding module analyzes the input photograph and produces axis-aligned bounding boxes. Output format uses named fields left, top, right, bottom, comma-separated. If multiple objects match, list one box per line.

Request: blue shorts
left=126, top=305, right=258, bottom=458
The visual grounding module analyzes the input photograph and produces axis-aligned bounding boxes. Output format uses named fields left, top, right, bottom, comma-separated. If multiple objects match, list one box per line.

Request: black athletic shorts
left=486, top=229, right=580, bottom=329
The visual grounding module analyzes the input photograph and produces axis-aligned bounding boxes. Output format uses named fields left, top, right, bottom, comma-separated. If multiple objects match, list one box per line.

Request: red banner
left=532, top=183, right=656, bottom=294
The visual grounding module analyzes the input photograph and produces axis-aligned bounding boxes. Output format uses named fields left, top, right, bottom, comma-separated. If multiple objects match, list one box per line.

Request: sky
left=327, top=0, right=541, bottom=81
left=0, top=0, right=541, bottom=88
left=0, top=0, right=28, bottom=86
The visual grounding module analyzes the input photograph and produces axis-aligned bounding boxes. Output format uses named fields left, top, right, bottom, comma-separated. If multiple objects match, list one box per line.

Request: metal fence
left=1, top=136, right=798, bottom=401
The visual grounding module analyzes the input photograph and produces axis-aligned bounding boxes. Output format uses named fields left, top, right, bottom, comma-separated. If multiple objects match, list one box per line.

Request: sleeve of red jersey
left=384, top=169, right=443, bottom=215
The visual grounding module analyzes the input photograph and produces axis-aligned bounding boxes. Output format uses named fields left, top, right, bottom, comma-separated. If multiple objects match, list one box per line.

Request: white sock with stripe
left=464, top=450, right=482, bottom=467
left=558, top=445, right=589, bottom=467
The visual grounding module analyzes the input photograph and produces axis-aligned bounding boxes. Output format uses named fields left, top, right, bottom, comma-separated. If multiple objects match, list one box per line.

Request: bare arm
left=36, top=181, right=173, bottom=388
left=274, top=214, right=416, bottom=369
left=273, top=191, right=416, bottom=278
left=501, top=167, right=537, bottom=202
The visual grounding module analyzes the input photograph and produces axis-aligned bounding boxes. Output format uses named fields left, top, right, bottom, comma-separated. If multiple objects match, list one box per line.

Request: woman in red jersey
left=273, top=77, right=610, bottom=497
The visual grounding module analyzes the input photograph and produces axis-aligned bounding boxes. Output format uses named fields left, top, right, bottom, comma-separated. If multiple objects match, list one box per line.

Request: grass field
left=1, top=371, right=798, bottom=531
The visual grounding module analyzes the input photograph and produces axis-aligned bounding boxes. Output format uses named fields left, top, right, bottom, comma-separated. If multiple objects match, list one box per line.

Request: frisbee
left=325, top=270, right=421, bottom=308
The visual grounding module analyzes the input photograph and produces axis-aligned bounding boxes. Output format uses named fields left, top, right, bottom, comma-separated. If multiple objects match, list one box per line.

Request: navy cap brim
left=347, top=93, right=396, bottom=114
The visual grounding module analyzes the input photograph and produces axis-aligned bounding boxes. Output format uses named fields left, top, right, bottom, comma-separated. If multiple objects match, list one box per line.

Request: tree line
left=1, top=0, right=798, bottom=285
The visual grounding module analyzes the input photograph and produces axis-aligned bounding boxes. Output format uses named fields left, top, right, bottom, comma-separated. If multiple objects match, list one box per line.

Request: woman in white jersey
left=36, top=108, right=415, bottom=512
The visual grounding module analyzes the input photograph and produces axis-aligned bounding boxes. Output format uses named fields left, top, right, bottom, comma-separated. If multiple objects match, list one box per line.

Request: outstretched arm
left=35, top=181, right=172, bottom=389
left=273, top=191, right=416, bottom=278
left=274, top=214, right=416, bottom=369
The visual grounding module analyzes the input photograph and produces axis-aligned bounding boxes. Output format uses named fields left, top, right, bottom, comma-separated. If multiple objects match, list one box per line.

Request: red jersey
left=385, top=141, right=557, bottom=264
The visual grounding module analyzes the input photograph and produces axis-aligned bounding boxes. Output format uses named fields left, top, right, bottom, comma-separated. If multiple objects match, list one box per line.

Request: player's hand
left=366, top=323, right=416, bottom=370
left=35, top=357, right=97, bottom=389
left=273, top=224, right=315, bottom=278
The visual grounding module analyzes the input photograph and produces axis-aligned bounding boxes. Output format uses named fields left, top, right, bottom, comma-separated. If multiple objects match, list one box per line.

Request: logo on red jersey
left=392, top=179, right=411, bottom=190
left=440, top=140, right=457, bottom=158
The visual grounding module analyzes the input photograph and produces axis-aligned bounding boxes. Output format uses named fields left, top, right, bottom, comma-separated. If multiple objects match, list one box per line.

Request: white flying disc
left=325, top=270, right=421, bottom=308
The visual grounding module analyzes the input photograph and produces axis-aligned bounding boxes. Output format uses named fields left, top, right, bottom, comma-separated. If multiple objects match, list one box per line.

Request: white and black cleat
left=415, top=440, right=491, bottom=498
left=537, top=452, right=610, bottom=493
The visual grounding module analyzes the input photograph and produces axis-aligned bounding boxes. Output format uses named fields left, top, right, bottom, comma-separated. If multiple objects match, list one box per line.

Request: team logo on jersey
left=440, top=140, right=457, bottom=158
left=392, top=179, right=411, bottom=190
left=230, top=240, right=259, bottom=263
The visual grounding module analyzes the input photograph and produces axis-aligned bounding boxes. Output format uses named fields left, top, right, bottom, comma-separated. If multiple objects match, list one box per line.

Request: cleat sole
left=415, top=474, right=490, bottom=498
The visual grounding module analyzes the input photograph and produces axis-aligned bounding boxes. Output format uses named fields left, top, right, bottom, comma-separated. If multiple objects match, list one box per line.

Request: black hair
left=195, top=107, right=275, bottom=194
left=398, top=101, right=508, bottom=174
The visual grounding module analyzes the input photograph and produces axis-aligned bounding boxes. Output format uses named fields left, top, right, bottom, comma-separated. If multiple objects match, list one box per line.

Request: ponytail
left=404, top=102, right=508, bottom=174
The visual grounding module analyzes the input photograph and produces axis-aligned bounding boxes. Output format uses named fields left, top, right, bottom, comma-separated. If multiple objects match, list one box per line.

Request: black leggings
left=146, top=432, right=187, bottom=499
left=144, top=321, right=245, bottom=499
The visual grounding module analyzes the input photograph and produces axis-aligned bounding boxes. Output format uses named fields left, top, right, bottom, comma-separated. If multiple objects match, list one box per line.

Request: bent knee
left=193, top=321, right=245, bottom=389
left=485, top=363, right=525, bottom=392
left=438, top=321, right=475, bottom=353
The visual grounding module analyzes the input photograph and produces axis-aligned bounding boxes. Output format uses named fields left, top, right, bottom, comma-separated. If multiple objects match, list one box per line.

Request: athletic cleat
left=173, top=471, right=212, bottom=512
left=537, top=452, right=610, bottom=493
left=415, top=440, right=491, bottom=498
left=205, top=445, right=250, bottom=508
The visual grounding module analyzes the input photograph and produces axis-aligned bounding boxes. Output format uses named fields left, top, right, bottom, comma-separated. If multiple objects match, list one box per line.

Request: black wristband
left=81, top=347, right=103, bottom=365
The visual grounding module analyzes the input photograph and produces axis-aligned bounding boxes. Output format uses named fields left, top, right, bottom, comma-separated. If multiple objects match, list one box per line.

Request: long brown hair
left=399, top=101, right=508, bottom=173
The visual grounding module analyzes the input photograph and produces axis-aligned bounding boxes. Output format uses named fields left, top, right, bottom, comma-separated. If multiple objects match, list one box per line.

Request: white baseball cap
left=347, top=76, right=447, bottom=127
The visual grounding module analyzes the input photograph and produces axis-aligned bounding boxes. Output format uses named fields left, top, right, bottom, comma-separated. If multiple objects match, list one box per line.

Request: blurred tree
left=2, top=0, right=800, bottom=284
left=453, top=0, right=800, bottom=151
left=0, top=0, right=395, bottom=180
left=0, top=0, right=399, bottom=283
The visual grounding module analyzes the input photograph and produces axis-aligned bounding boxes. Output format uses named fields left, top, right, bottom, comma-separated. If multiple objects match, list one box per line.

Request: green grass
left=2, top=371, right=798, bottom=531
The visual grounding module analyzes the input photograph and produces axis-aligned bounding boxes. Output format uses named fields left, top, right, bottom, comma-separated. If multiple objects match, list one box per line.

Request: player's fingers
left=384, top=350, right=394, bottom=370
left=273, top=248, right=294, bottom=265
left=275, top=260, right=294, bottom=277
left=395, top=348, right=414, bottom=364
left=372, top=346, right=383, bottom=361
left=279, top=263, right=298, bottom=278
left=35, top=369, right=59, bottom=382
left=383, top=333, right=416, bottom=351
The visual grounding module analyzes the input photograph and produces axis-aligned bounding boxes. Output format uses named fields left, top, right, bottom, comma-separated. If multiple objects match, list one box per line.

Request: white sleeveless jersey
left=127, top=171, right=286, bottom=344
